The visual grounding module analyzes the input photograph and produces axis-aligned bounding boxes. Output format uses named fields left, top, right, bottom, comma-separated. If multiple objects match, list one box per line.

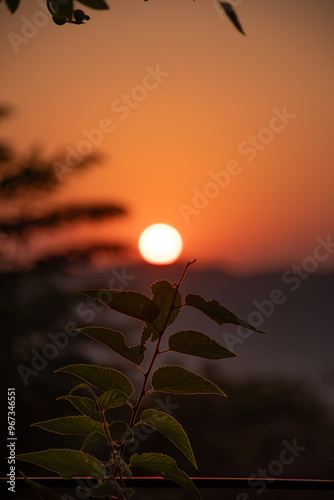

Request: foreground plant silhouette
left=17, top=260, right=265, bottom=499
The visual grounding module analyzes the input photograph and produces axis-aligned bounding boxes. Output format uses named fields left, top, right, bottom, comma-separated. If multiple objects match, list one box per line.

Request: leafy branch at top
left=2, top=0, right=246, bottom=34
left=16, top=260, right=265, bottom=499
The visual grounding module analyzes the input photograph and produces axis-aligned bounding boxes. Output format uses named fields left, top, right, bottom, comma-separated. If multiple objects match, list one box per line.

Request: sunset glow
left=1, top=1, right=334, bottom=273
left=138, top=224, right=183, bottom=265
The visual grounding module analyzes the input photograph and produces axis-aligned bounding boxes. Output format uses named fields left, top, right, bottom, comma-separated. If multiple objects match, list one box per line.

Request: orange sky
left=1, top=0, right=334, bottom=273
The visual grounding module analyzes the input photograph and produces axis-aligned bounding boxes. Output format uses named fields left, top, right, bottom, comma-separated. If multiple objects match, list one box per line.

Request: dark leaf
left=130, top=453, right=201, bottom=499
left=77, top=326, right=145, bottom=365
left=57, top=395, right=102, bottom=422
left=5, top=0, right=20, bottom=13
left=16, top=449, right=106, bottom=480
left=81, top=431, right=108, bottom=451
left=141, top=409, right=196, bottom=467
left=109, top=420, right=134, bottom=443
left=98, top=389, right=128, bottom=410
left=152, top=365, right=226, bottom=396
left=140, top=280, right=182, bottom=351
left=168, top=330, right=238, bottom=359
left=185, top=293, right=266, bottom=333
left=20, top=471, right=63, bottom=500
left=78, top=289, right=159, bottom=323
left=48, top=0, right=73, bottom=20
left=56, top=364, right=134, bottom=396
left=32, top=415, right=105, bottom=435
left=219, top=2, right=246, bottom=35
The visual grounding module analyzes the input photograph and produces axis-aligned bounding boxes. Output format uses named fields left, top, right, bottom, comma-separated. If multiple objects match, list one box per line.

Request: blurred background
left=1, top=0, right=334, bottom=498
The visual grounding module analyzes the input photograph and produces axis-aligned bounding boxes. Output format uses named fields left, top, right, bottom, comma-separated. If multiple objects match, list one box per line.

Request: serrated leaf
left=32, top=416, right=105, bottom=436
left=168, top=330, right=238, bottom=359
left=16, top=449, right=106, bottom=480
left=141, top=409, right=196, bottom=467
left=70, top=382, right=97, bottom=396
left=58, top=395, right=102, bottom=422
left=78, top=289, right=159, bottom=322
left=99, top=389, right=128, bottom=410
left=56, top=364, right=134, bottom=396
left=219, top=2, right=245, bottom=35
left=78, top=0, right=109, bottom=9
left=185, top=294, right=266, bottom=333
left=77, top=327, right=145, bottom=365
left=20, top=471, right=63, bottom=500
left=152, top=365, right=226, bottom=396
left=109, top=420, right=134, bottom=443
left=5, top=0, right=20, bottom=14
left=81, top=431, right=108, bottom=451
left=140, top=280, right=182, bottom=351
left=130, top=453, right=201, bottom=499
left=79, top=476, right=133, bottom=498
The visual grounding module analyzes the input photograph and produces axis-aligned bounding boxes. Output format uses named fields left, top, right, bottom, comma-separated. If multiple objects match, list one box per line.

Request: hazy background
left=1, top=0, right=334, bottom=273
left=1, top=1, right=334, bottom=498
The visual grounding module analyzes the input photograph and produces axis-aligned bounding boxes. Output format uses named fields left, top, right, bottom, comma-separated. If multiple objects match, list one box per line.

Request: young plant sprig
left=17, top=260, right=266, bottom=499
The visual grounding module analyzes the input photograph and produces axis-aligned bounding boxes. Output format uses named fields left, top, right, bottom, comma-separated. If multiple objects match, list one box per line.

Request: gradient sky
left=1, top=0, right=334, bottom=273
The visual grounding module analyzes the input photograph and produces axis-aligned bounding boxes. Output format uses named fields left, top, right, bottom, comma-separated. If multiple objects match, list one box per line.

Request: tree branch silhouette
left=0, top=104, right=128, bottom=272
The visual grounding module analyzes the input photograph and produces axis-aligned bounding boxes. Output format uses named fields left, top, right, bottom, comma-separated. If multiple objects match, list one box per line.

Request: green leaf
left=20, top=471, right=63, bottom=500
left=70, top=382, right=97, bottom=396
left=5, top=0, right=20, bottom=14
left=81, top=431, right=108, bottom=451
left=140, top=280, right=182, bottom=350
left=16, top=449, right=106, bottom=480
left=99, top=389, right=128, bottom=410
left=78, top=289, right=159, bottom=322
left=77, top=326, right=145, bottom=365
left=141, top=409, right=196, bottom=468
left=185, top=293, right=266, bottom=333
left=109, top=420, right=134, bottom=443
left=77, top=0, right=109, bottom=9
left=152, top=365, right=226, bottom=396
left=56, top=364, right=134, bottom=396
left=57, top=395, right=102, bottom=422
left=168, top=330, right=238, bottom=359
left=219, top=2, right=246, bottom=35
left=130, top=453, right=201, bottom=499
left=79, top=476, right=134, bottom=498
left=32, top=416, right=105, bottom=436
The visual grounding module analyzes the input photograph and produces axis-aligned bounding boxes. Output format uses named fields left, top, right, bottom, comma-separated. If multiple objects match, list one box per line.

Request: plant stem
left=95, top=397, right=126, bottom=491
left=113, top=260, right=196, bottom=480
left=128, top=260, right=196, bottom=429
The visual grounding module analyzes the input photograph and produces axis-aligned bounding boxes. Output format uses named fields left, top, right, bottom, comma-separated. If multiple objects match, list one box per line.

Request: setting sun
left=138, top=224, right=183, bottom=265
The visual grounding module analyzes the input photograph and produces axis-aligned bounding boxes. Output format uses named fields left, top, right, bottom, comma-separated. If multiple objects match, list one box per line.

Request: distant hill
left=76, top=263, right=334, bottom=408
